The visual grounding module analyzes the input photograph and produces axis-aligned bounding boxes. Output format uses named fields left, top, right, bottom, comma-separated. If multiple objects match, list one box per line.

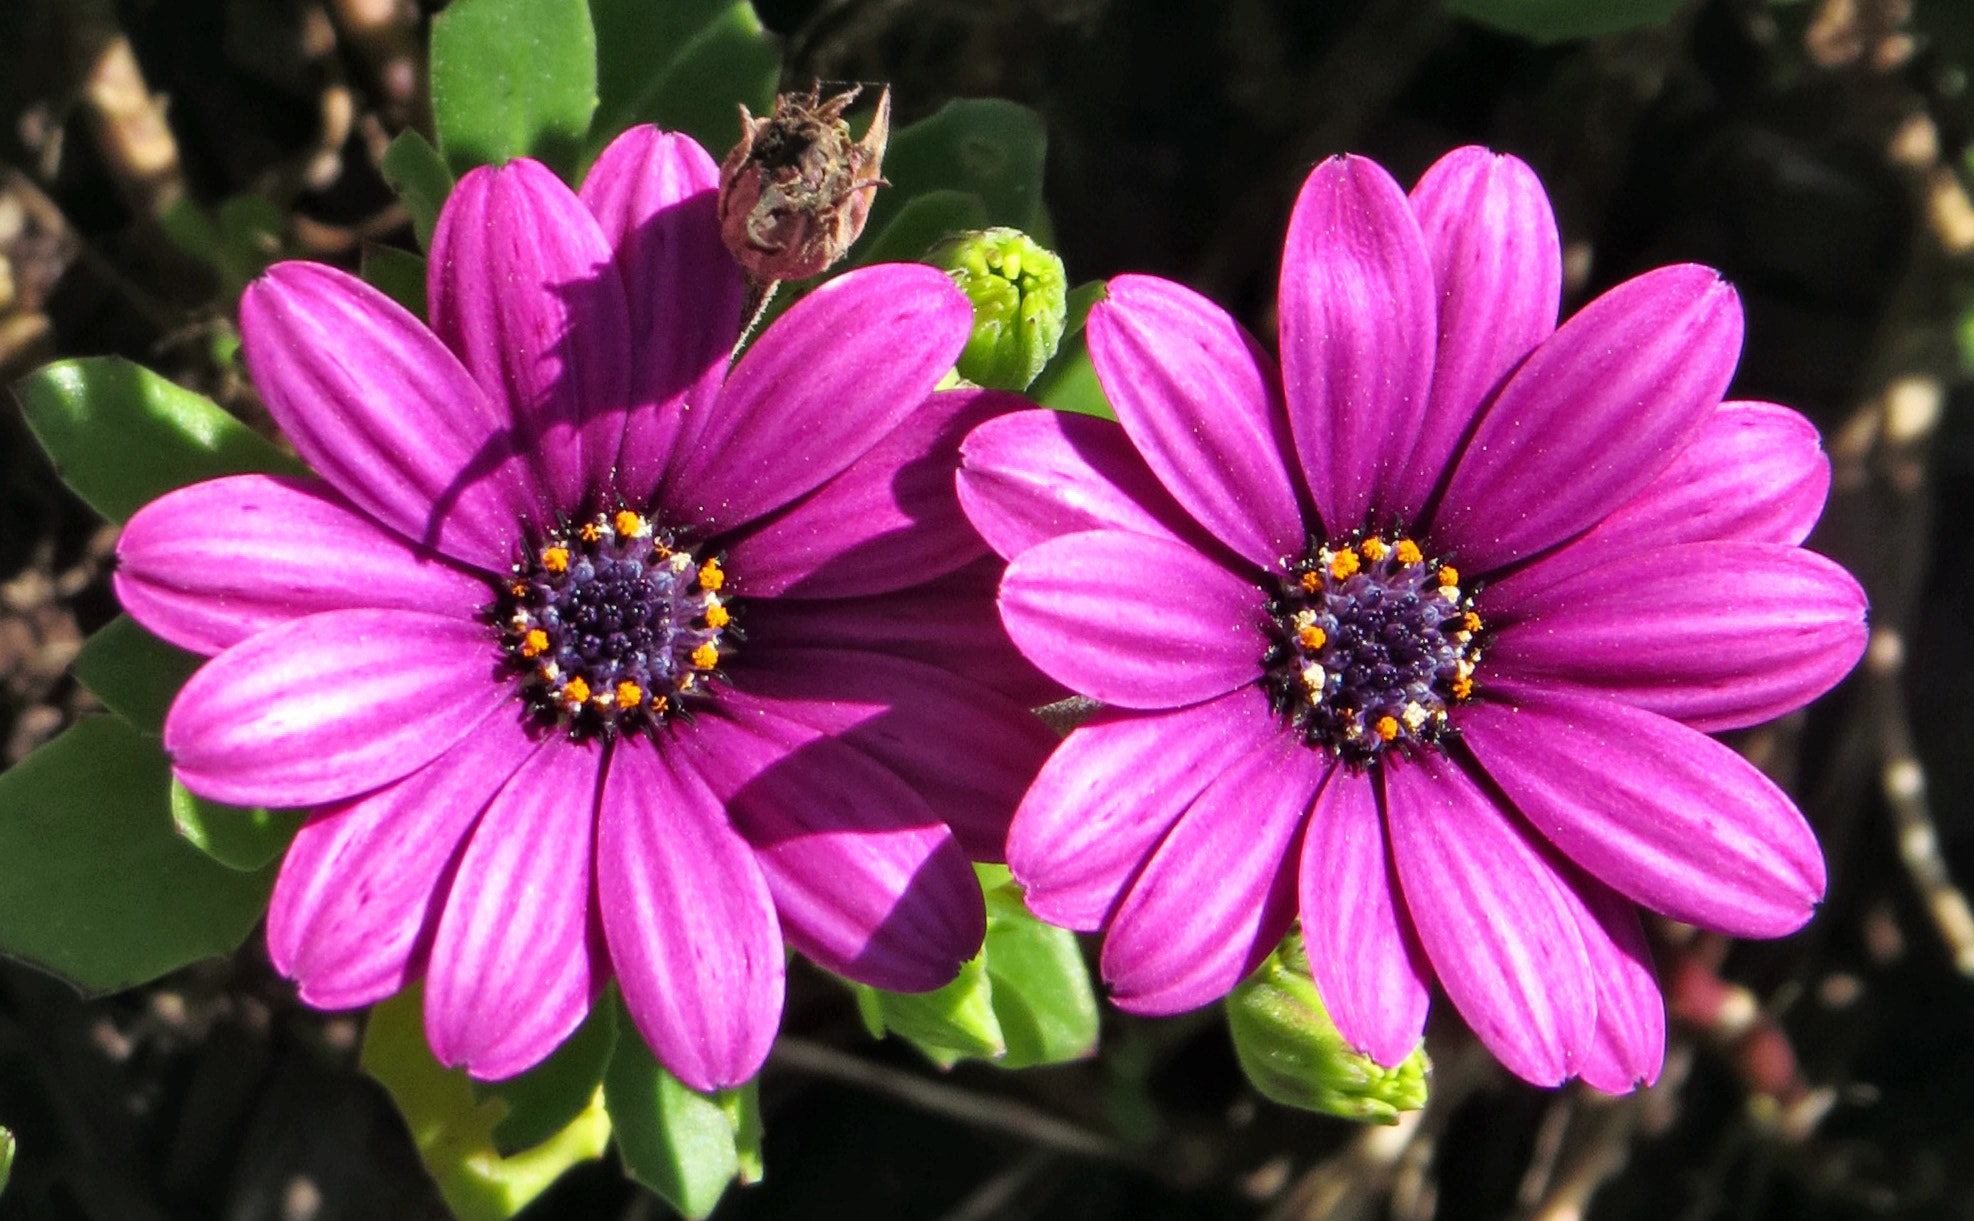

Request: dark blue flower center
left=490, top=510, right=733, bottom=741
left=1263, top=532, right=1482, bottom=767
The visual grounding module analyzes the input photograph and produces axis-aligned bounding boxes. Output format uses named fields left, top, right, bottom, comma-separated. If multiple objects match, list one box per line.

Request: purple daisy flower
left=955, top=147, right=1869, bottom=1090
left=112, top=126, right=1058, bottom=1091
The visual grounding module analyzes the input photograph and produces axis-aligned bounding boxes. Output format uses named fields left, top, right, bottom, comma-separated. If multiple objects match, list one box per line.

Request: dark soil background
left=4, top=0, right=1974, bottom=1218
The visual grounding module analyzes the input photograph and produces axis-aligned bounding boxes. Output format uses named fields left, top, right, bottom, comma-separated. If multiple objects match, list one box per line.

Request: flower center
left=491, top=510, right=733, bottom=740
left=1262, top=532, right=1482, bottom=767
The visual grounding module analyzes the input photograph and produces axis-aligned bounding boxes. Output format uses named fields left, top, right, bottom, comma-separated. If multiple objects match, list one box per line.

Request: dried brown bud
left=717, top=84, right=890, bottom=284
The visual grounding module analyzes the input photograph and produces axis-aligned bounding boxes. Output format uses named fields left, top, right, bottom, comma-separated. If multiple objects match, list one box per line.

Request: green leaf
left=866, top=99, right=1048, bottom=249
left=361, top=984, right=612, bottom=1221
left=0, top=717, right=275, bottom=995
left=475, top=999, right=618, bottom=1157
left=1445, top=0, right=1688, bottom=42
left=855, top=189, right=991, bottom=267
left=588, top=0, right=779, bottom=161
left=379, top=131, right=455, bottom=251
left=430, top=0, right=598, bottom=179
left=980, top=871, right=1099, bottom=1068
left=1030, top=336, right=1116, bottom=420
left=169, top=781, right=298, bottom=873
left=0, top=1126, right=12, bottom=1197
left=603, top=993, right=749, bottom=1218
left=71, top=614, right=202, bottom=734
left=13, top=357, right=304, bottom=524
left=360, top=244, right=429, bottom=320
left=853, top=957, right=1005, bottom=1069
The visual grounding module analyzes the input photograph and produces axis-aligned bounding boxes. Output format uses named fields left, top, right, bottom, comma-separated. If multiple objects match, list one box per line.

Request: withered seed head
left=716, top=84, right=891, bottom=284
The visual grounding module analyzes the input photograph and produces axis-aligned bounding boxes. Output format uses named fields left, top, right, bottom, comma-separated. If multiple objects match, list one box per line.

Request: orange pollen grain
left=1299, top=571, right=1323, bottom=593
left=1359, top=537, right=1388, bottom=562
left=614, top=510, right=643, bottom=537
left=1437, top=565, right=1459, bottom=587
left=1394, top=539, right=1423, bottom=565
left=704, top=603, right=730, bottom=629
left=1375, top=715, right=1400, bottom=741
left=509, top=580, right=528, bottom=597
left=651, top=695, right=669, bottom=714
left=1462, top=611, right=1483, bottom=634
left=542, top=546, right=571, bottom=574
left=1298, top=625, right=1327, bottom=650
left=579, top=521, right=602, bottom=542
left=562, top=676, right=591, bottom=705
left=691, top=642, right=720, bottom=669
left=697, top=560, right=725, bottom=591
left=521, top=629, right=549, bottom=658
left=1451, top=676, right=1474, bottom=701
left=615, top=681, right=643, bottom=710
left=1328, top=549, right=1361, bottom=580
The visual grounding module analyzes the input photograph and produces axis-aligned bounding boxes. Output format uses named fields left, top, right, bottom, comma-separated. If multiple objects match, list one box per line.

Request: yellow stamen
left=1299, top=571, right=1323, bottom=593
left=704, top=602, right=731, bottom=629
left=1451, top=676, right=1474, bottom=701
left=1375, top=715, right=1400, bottom=742
left=509, top=580, right=528, bottom=597
left=1359, top=536, right=1388, bottom=562
left=1437, top=564, right=1459, bottom=588
left=615, top=681, right=644, bottom=710
left=1394, top=539, right=1423, bottom=566
left=1462, top=611, right=1483, bottom=634
left=1328, top=548, right=1361, bottom=580
left=691, top=642, right=720, bottom=669
left=650, top=694, right=669, bottom=714
left=579, top=521, right=602, bottom=542
left=697, top=559, right=725, bottom=591
left=562, top=676, right=591, bottom=706
left=1298, top=624, right=1327, bottom=650
left=542, top=545, right=570, bottom=574
left=520, top=628, right=549, bottom=658
left=614, top=510, right=644, bottom=537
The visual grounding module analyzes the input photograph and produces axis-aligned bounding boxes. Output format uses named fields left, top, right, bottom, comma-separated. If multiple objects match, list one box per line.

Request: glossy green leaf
left=980, top=871, right=1100, bottom=1068
left=0, top=717, right=275, bottom=995
left=71, top=614, right=202, bottom=735
left=158, top=194, right=283, bottom=297
left=1030, top=336, right=1115, bottom=420
left=853, top=957, right=1005, bottom=1069
left=1446, top=0, right=1688, bottom=42
left=169, top=781, right=298, bottom=873
left=13, top=357, right=303, bottom=524
left=430, top=0, right=598, bottom=178
left=603, top=993, right=750, bottom=1218
left=360, top=244, right=429, bottom=320
left=0, top=1126, right=12, bottom=1197
left=475, top=999, right=618, bottom=1157
left=589, top=0, right=778, bottom=161
left=866, top=99, right=1048, bottom=249
left=379, top=130, right=455, bottom=250
left=855, top=189, right=991, bottom=268
left=361, top=985, right=612, bottom=1221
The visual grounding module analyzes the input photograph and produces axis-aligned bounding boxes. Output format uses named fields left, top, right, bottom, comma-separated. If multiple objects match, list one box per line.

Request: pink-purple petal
left=164, top=609, right=508, bottom=809
left=578, top=126, right=742, bottom=506
left=1384, top=753, right=1595, bottom=1086
left=240, top=262, right=545, bottom=570
left=1485, top=541, right=1868, bottom=732
left=1277, top=155, right=1439, bottom=533
left=429, top=160, right=633, bottom=510
left=1430, top=264, right=1744, bottom=573
left=423, top=736, right=603, bottom=1081
left=1461, top=684, right=1826, bottom=938
left=1101, top=727, right=1325, bottom=1015
left=266, top=714, right=538, bottom=1010
left=672, top=697, right=985, bottom=992
left=957, top=408, right=1208, bottom=561
left=1298, top=768, right=1430, bottom=1068
left=724, top=388, right=1013, bottom=599
left=1086, top=275, right=1304, bottom=567
left=1565, top=872, right=1665, bottom=1094
left=1397, top=148, right=1561, bottom=518
left=728, top=647, right=1056, bottom=862
left=661, top=264, right=971, bottom=535
left=115, top=474, right=489, bottom=657
left=998, top=530, right=1266, bottom=710
left=1007, top=686, right=1281, bottom=931
left=599, top=739, right=783, bottom=1093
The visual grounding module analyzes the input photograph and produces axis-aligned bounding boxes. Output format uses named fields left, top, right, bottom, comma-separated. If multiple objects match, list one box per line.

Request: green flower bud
left=1225, top=930, right=1429, bottom=1123
left=924, top=227, right=1068, bottom=391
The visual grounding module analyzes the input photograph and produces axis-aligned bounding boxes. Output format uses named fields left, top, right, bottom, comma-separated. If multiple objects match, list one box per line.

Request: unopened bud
left=924, top=227, right=1068, bottom=391
left=1225, top=930, right=1429, bottom=1123
left=717, top=84, right=890, bottom=284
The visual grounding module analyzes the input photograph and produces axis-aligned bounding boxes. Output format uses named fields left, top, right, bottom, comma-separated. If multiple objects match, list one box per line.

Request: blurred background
left=2, top=0, right=1973, bottom=1217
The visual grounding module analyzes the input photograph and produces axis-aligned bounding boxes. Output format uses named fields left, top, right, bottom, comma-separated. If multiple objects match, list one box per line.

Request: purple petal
left=429, top=159, right=631, bottom=510
left=660, top=264, right=971, bottom=535
left=266, top=713, right=538, bottom=1009
left=957, top=408, right=1209, bottom=560
left=1484, top=541, right=1867, bottom=732
left=998, top=530, right=1266, bottom=709
left=728, top=647, right=1056, bottom=862
left=1102, top=727, right=1325, bottom=1015
left=672, top=695, right=985, bottom=991
left=424, top=736, right=603, bottom=1080
left=164, top=609, right=509, bottom=808
left=1278, top=155, right=1439, bottom=532
left=1488, top=401, right=1834, bottom=598
left=1008, top=685, right=1280, bottom=931
left=115, top=474, right=489, bottom=656
left=1461, top=683, right=1827, bottom=938
left=578, top=127, right=742, bottom=507
left=1565, top=872, right=1664, bottom=1094
left=723, top=388, right=1013, bottom=599
left=740, top=557, right=1064, bottom=708
left=241, top=262, right=545, bottom=570
left=1384, top=753, right=1594, bottom=1086
left=599, top=740, right=783, bottom=1093
left=1298, top=768, right=1429, bottom=1068
left=1396, top=148, right=1561, bottom=519
left=1086, top=275, right=1304, bottom=567
left=1430, top=265, right=1744, bottom=573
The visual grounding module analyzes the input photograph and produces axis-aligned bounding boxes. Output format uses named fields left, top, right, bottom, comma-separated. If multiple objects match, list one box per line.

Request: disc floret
left=1263, top=530, right=1482, bottom=767
left=494, top=510, right=733, bottom=739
